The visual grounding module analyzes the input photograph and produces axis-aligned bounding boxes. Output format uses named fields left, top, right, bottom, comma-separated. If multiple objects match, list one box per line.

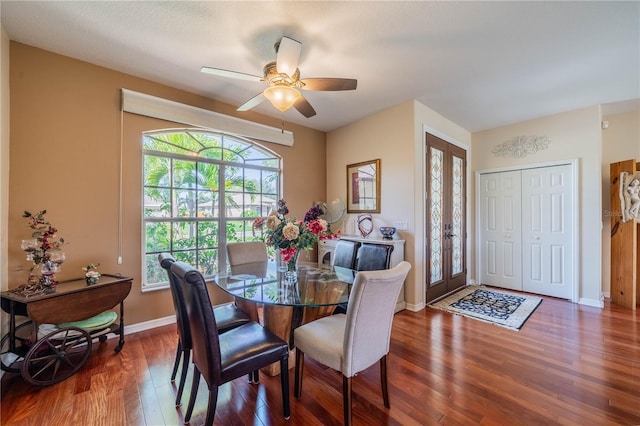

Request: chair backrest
left=158, top=253, right=191, bottom=349
left=332, top=240, right=361, bottom=269
left=342, top=261, right=411, bottom=377
left=171, top=260, right=223, bottom=386
left=355, top=243, right=394, bottom=271
left=226, top=241, right=268, bottom=267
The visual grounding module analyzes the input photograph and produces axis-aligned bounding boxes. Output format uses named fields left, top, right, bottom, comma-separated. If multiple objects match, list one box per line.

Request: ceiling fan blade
left=237, top=92, right=266, bottom=111
left=201, top=66, right=262, bottom=82
left=300, top=78, right=358, bottom=91
left=294, top=96, right=317, bottom=118
left=276, top=36, right=302, bottom=76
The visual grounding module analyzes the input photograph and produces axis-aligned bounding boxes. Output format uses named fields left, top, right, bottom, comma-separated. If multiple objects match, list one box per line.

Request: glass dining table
left=213, top=262, right=357, bottom=375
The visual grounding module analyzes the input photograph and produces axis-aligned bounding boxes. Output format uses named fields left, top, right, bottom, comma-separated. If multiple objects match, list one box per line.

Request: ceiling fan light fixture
left=263, top=85, right=301, bottom=112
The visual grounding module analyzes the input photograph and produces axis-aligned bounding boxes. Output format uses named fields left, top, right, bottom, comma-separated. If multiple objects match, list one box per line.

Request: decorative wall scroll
left=620, top=171, right=640, bottom=222
left=492, top=135, right=550, bottom=158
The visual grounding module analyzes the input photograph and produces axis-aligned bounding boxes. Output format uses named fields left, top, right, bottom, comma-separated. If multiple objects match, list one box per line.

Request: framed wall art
left=346, top=159, right=380, bottom=213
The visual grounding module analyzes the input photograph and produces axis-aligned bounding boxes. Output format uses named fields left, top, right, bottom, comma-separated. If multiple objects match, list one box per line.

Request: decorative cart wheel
left=0, top=320, right=33, bottom=373
left=21, top=326, right=92, bottom=386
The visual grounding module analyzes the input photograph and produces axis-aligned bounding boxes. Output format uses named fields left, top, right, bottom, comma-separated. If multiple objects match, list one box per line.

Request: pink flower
left=281, top=247, right=298, bottom=262
left=252, top=217, right=265, bottom=229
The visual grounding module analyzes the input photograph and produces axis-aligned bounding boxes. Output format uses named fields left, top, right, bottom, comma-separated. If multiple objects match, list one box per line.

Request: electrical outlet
left=393, top=221, right=408, bottom=231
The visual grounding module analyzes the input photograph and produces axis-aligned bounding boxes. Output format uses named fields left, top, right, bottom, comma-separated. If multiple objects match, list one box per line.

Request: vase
left=85, top=275, right=100, bottom=285
left=284, top=251, right=300, bottom=283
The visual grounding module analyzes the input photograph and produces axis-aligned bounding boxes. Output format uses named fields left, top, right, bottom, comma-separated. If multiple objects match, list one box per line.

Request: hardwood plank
left=2, top=296, right=639, bottom=425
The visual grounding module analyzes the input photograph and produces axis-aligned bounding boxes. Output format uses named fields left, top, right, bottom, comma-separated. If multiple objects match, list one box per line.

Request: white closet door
left=521, top=165, right=574, bottom=299
left=479, top=171, right=522, bottom=290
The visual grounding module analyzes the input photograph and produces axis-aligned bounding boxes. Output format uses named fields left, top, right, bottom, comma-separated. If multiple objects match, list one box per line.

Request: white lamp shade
left=263, top=86, right=301, bottom=112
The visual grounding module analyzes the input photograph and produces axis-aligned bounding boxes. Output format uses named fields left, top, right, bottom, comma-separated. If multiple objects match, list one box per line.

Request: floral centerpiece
left=253, top=199, right=337, bottom=280
left=82, top=263, right=101, bottom=285
left=21, top=210, right=65, bottom=290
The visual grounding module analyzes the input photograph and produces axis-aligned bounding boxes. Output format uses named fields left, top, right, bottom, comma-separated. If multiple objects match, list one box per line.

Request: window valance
left=121, top=89, right=294, bottom=146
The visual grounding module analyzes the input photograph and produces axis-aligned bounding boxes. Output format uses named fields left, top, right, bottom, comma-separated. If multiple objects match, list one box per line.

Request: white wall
left=326, top=100, right=471, bottom=311
left=472, top=106, right=603, bottom=306
left=601, top=110, right=640, bottom=296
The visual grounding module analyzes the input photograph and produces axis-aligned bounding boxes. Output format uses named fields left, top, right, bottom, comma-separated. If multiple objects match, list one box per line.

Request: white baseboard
left=123, top=315, right=176, bottom=336
left=578, top=297, right=604, bottom=308
left=404, top=301, right=425, bottom=312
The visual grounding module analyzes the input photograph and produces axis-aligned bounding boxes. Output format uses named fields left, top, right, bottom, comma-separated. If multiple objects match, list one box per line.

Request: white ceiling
left=2, top=1, right=639, bottom=133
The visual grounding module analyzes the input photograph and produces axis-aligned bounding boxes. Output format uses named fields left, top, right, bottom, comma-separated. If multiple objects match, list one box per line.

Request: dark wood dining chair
left=170, top=260, right=291, bottom=425
left=158, top=253, right=251, bottom=407
left=294, top=262, right=411, bottom=426
left=355, top=243, right=394, bottom=271
left=332, top=240, right=361, bottom=269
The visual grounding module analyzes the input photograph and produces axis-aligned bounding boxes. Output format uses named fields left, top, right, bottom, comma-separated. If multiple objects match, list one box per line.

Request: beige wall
left=8, top=42, right=326, bottom=325
left=601, top=110, right=640, bottom=296
left=326, top=100, right=471, bottom=311
left=1, top=27, right=9, bottom=294
left=472, top=106, right=603, bottom=305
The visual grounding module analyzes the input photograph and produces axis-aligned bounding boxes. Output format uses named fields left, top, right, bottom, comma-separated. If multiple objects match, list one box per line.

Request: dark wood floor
left=2, top=295, right=639, bottom=425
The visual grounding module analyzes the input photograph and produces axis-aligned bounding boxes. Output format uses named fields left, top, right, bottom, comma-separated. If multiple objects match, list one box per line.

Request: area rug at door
left=429, top=286, right=542, bottom=330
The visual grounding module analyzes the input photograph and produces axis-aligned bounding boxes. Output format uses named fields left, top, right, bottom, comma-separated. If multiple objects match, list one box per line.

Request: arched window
left=142, top=129, right=280, bottom=289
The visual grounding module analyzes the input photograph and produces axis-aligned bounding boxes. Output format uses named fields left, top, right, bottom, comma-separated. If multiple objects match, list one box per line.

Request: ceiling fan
left=201, top=36, right=357, bottom=118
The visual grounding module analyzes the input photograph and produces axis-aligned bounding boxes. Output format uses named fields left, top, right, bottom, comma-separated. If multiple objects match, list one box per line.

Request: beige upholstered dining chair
left=293, top=261, right=412, bottom=426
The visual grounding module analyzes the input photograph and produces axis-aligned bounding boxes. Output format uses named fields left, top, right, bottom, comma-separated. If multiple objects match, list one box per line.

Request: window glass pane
left=173, top=222, right=197, bottom=250
left=174, top=189, right=197, bottom=218
left=262, top=171, right=278, bottom=195
left=144, top=155, right=170, bottom=187
left=198, top=249, right=218, bottom=275
left=196, top=162, right=219, bottom=190
left=452, top=155, right=463, bottom=275
left=174, top=250, right=196, bottom=265
left=430, top=148, right=443, bottom=284
left=226, top=220, right=248, bottom=243
left=173, top=159, right=196, bottom=188
left=197, top=221, right=218, bottom=248
left=196, top=190, right=217, bottom=218
left=244, top=168, right=260, bottom=193
left=145, top=254, right=167, bottom=285
left=144, top=188, right=170, bottom=218
left=145, top=222, right=171, bottom=252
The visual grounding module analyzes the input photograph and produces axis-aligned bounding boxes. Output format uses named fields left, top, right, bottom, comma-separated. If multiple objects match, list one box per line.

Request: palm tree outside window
left=142, top=129, right=280, bottom=289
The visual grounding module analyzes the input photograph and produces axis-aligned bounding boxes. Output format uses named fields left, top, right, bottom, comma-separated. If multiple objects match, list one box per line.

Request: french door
left=426, top=133, right=467, bottom=302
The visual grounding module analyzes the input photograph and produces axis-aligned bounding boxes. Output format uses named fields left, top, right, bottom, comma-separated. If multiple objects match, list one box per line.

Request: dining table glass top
left=214, top=262, right=356, bottom=307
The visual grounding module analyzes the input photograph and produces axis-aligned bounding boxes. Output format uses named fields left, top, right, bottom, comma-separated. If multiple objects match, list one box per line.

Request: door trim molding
left=475, top=159, right=580, bottom=303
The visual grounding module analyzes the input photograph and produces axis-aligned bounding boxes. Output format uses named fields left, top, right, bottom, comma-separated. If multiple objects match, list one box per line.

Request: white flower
left=282, top=222, right=300, bottom=240
left=318, top=219, right=328, bottom=232
left=85, top=270, right=100, bottom=278
left=266, top=215, right=281, bottom=231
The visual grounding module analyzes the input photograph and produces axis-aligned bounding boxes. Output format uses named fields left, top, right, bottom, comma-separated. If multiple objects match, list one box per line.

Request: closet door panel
left=522, top=165, right=573, bottom=299
left=479, top=171, right=522, bottom=290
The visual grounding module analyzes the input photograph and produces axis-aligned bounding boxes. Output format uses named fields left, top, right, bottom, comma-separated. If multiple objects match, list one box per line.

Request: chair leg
left=294, top=349, right=304, bottom=398
left=343, top=375, right=352, bottom=426
left=184, top=367, right=201, bottom=424
left=380, top=355, right=390, bottom=408
left=170, top=340, right=182, bottom=382
left=247, top=370, right=259, bottom=384
left=204, top=386, right=218, bottom=426
left=280, top=355, right=290, bottom=419
left=175, top=349, right=190, bottom=407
